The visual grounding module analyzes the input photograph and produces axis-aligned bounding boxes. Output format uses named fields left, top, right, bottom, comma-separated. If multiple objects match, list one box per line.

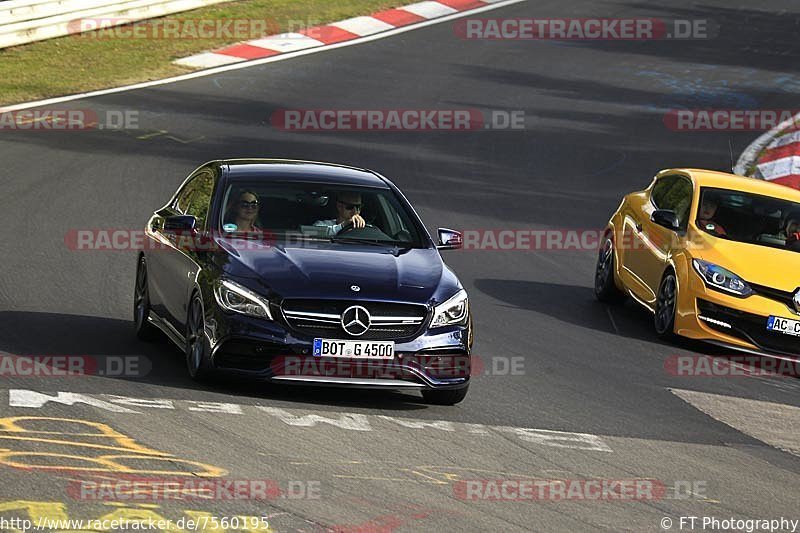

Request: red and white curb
left=735, top=111, right=800, bottom=190
left=174, top=0, right=504, bottom=69
left=1, top=0, right=521, bottom=113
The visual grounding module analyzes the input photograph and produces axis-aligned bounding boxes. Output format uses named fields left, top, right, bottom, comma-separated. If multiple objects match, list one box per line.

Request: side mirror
left=651, top=209, right=680, bottom=231
left=164, top=215, right=197, bottom=233
left=437, top=228, right=463, bottom=250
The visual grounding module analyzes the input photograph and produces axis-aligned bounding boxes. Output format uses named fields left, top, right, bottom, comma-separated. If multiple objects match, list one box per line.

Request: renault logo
left=793, top=289, right=800, bottom=313
left=341, top=305, right=371, bottom=336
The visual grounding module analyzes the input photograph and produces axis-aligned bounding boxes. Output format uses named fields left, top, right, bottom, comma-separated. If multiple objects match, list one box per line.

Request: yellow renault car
left=595, top=168, right=800, bottom=359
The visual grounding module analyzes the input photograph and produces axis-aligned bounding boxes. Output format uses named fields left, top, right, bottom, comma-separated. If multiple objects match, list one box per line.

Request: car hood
left=215, top=238, right=455, bottom=304
left=692, top=231, right=800, bottom=291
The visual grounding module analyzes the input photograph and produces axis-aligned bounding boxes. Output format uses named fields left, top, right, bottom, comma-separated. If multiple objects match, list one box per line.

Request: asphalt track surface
left=2, top=0, right=800, bottom=531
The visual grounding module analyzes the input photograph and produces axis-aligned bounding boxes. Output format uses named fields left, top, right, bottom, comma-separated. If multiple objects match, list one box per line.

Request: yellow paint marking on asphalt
left=0, top=500, right=274, bottom=532
left=0, top=435, right=168, bottom=455
left=134, top=130, right=205, bottom=144
left=0, top=416, right=227, bottom=477
left=333, top=474, right=413, bottom=482
left=0, top=451, right=225, bottom=476
left=136, top=129, right=169, bottom=140
left=0, top=417, right=163, bottom=455
left=399, top=468, right=450, bottom=485
left=0, top=500, right=69, bottom=521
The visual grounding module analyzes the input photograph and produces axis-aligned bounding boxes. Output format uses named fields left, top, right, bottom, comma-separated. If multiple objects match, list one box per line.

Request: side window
left=652, top=175, right=693, bottom=230
left=651, top=176, right=678, bottom=209
left=175, top=180, right=196, bottom=214
left=184, top=170, right=216, bottom=229
left=670, top=178, right=693, bottom=229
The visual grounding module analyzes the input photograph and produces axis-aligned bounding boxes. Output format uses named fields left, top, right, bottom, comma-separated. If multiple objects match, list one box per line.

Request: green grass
left=0, top=0, right=399, bottom=106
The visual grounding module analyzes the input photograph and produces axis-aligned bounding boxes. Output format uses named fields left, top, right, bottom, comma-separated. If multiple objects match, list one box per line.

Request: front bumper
left=676, top=268, right=800, bottom=359
left=204, top=304, right=472, bottom=390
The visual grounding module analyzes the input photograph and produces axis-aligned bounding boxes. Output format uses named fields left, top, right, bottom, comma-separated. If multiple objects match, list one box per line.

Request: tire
left=594, top=235, right=627, bottom=303
left=422, top=385, right=469, bottom=405
left=654, top=271, right=678, bottom=339
left=185, top=294, right=211, bottom=381
left=133, top=257, right=161, bottom=341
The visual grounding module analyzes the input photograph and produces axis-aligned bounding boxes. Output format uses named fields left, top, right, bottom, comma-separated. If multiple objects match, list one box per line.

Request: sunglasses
left=338, top=201, right=362, bottom=210
left=239, top=200, right=259, bottom=209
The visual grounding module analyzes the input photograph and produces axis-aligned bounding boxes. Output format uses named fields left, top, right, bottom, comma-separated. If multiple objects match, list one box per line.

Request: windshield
left=696, top=187, right=800, bottom=252
left=218, top=181, right=427, bottom=247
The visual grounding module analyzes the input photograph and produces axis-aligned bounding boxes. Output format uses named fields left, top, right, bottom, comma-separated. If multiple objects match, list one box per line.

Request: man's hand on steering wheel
left=347, top=214, right=366, bottom=229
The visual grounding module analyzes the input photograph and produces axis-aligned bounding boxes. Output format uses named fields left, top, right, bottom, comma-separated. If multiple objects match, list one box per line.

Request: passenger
left=224, top=191, right=261, bottom=232
left=697, top=197, right=727, bottom=236
left=313, top=192, right=365, bottom=236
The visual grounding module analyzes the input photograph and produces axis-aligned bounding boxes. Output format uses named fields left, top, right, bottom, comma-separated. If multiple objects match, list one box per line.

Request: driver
left=784, top=215, right=800, bottom=250
left=697, top=197, right=727, bottom=236
left=313, top=192, right=365, bottom=236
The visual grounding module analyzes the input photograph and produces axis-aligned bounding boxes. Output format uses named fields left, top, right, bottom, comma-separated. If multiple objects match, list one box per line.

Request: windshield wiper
left=330, top=236, right=391, bottom=246
left=330, top=236, right=414, bottom=248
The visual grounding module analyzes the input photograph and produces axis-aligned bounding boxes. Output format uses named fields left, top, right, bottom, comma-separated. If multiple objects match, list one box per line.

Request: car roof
left=219, top=159, right=390, bottom=188
left=667, top=168, right=800, bottom=202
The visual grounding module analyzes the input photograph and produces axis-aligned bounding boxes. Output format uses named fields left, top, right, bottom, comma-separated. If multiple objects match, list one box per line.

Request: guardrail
left=0, top=0, right=230, bottom=48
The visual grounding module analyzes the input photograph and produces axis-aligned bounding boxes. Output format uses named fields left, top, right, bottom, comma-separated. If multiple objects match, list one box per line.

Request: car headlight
left=214, top=279, right=273, bottom=319
left=692, top=259, right=752, bottom=297
left=431, top=290, right=469, bottom=328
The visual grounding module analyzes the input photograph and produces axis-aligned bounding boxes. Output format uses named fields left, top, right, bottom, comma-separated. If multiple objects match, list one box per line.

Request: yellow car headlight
left=692, top=259, right=752, bottom=297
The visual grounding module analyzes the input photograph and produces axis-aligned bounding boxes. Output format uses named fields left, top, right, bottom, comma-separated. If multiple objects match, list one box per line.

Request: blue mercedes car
left=134, top=159, right=472, bottom=404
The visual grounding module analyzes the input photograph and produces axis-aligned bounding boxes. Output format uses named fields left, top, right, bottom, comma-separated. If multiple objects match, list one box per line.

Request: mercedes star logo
left=350, top=285, right=361, bottom=292
left=793, top=289, right=800, bottom=313
left=341, top=305, right=371, bottom=336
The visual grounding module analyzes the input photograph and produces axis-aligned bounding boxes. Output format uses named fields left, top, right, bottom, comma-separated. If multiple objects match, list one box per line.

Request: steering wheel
left=336, top=223, right=374, bottom=235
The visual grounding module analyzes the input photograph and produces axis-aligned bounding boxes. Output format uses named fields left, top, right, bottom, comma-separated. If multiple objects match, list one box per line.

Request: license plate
left=766, top=316, right=800, bottom=337
left=313, top=338, right=394, bottom=359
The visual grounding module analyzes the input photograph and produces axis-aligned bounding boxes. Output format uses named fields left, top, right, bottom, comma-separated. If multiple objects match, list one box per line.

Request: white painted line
left=259, top=407, right=373, bottom=431
left=671, top=388, right=800, bottom=457
left=767, top=130, right=800, bottom=149
left=401, top=0, right=459, bottom=19
left=0, top=0, right=524, bottom=113
left=734, top=110, right=800, bottom=176
left=247, top=32, right=325, bottom=53
left=330, top=15, right=395, bottom=36
left=757, top=156, right=800, bottom=181
left=9, top=389, right=138, bottom=413
left=6, top=388, right=614, bottom=452
left=173, top=51, right=245, bottom=69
